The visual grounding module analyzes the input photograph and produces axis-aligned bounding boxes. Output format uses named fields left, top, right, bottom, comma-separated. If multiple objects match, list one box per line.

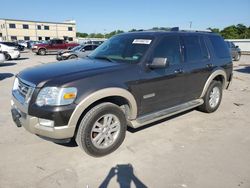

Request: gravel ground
left=0, top=51, right=249, bottom=188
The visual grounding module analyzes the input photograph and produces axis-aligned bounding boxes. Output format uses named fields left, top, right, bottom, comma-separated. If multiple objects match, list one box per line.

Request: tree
left=76, top=32, right=88, bottom=38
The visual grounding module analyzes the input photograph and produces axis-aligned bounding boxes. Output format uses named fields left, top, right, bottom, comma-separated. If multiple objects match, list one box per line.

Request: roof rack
left=170, top=27, right=212, bottom=33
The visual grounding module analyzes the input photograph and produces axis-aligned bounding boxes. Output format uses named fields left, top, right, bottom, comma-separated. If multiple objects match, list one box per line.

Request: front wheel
left=234, top=53, right=241, bottom=61
left=198, top=81, right=222, bottom=113
left=68, top=55, right=78, bottom=59
left=76, top=102, right=127, bottom=157
left=5, top=53, right=11, bottom=61
left=38, top=49, right=46, bottom=55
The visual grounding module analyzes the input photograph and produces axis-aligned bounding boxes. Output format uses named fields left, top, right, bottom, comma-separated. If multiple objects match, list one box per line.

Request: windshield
left=71, top=45, right=82, bottom=51
left=89, top=35, right=153, bottom=64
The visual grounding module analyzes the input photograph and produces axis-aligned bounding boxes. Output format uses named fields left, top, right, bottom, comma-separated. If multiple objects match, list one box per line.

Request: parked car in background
left=17, top=40, right=28, bottom=48
left=0, top=42, right=25, bottom=51
left=32, top=39, right=79, bottom=55
left=0, top=43, right=20, bottom=60
left=56, top=44, right=99, bottom=60
left=226, top=41, right=241, bottom=61
left=0, top=51, right=5, bottom=64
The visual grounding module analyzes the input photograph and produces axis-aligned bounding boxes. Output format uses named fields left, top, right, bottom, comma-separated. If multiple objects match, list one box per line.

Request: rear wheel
left=38, top=49, right=46, bottom=55
left=198, top=80, right=222, bottom=113
left=76, top=102, right=127, bottom=157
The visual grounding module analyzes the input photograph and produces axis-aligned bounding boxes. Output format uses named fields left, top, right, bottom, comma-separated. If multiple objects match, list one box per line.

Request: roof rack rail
left=170, top=27, right=212, bottom=33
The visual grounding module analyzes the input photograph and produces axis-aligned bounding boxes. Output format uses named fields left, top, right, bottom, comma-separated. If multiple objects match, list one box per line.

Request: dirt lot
left=0, top=52, right=250, bottom=188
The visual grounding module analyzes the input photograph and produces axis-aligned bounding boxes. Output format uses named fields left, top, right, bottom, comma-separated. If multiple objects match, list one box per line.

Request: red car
left=32, top=39, right=79, bottom=55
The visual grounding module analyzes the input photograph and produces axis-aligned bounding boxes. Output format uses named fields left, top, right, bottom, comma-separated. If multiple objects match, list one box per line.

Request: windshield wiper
left=93, top=56, right=116, bottom=63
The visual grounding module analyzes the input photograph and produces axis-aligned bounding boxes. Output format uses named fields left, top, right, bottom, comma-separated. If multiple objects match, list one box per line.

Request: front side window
left=151, top=35, right=181, bottom=65
left=89, top=35, right=153, bottom=64
left=23, top=24, right=29, bottom=29
left=182, top=35, right=209, bottom=62
left=9, top=24, right=16, bottom=29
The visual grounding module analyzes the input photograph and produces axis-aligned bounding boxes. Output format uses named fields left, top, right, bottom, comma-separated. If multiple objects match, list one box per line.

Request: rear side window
left=152, top=36, right=181, bottom=65
left=209, top=35, right=230, bottom=58
left=182, top=35, right=209, bottom=62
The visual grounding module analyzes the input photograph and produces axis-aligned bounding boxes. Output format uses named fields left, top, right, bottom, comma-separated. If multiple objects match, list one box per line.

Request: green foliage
left=208, top=24, right=250, bottom=39
left=77, top=24, right=250, bottom=39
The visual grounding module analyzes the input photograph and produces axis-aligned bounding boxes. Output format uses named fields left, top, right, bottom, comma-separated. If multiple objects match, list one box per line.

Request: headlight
left=62, top=52, right=70, bottom=57
left=36, top=87, right=77, bottom=106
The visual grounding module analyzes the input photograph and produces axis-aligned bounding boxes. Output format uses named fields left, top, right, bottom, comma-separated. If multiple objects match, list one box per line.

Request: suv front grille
left=13, top=78, right=35, bottom=105
left=18, top=80, right=30, bottom=97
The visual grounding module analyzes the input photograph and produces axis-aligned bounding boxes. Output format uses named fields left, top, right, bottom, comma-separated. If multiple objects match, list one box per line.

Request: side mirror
left=147, top=58, right=169, bottom=69
left=235, top=45, right=239, bottom=48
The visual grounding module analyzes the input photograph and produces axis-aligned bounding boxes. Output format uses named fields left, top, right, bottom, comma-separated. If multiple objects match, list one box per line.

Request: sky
left=0, top=0, right=250, bottom=33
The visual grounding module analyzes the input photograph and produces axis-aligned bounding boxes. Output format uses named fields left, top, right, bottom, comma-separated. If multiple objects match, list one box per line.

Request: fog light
left=38, top=118, right=54, bottom=127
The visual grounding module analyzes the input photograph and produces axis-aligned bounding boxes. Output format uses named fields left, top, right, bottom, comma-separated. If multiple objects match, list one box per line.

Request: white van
left=0, top=43, right=20, bottom=60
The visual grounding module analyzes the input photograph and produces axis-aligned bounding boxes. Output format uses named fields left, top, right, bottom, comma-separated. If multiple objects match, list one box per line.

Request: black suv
left=11, top=29, right=232, bottom=157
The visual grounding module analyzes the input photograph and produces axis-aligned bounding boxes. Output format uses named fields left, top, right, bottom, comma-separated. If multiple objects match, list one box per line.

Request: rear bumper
left=11, top=97, right=76, bottom=140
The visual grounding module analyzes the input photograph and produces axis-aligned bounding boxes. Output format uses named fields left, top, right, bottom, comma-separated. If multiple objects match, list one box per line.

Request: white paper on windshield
left=132, top=39, right=152, bottom=44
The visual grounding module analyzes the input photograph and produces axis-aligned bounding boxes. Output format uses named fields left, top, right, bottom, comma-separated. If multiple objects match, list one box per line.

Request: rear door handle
left=174, top=69, right=184, bottom=74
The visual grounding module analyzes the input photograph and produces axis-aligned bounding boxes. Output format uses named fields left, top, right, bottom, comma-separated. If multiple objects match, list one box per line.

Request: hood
left=18, top=58, right=124, bottom=87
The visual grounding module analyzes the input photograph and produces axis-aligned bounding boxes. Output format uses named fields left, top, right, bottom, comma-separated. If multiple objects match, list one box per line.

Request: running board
left=129, top=99, right=204, bottom=128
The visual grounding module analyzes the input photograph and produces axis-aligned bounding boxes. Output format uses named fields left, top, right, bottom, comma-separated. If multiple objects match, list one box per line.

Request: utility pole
left=189, top=21, right=192, bottom=29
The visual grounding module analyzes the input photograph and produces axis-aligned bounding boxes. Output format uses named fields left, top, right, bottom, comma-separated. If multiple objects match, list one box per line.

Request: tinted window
left=9, top=24, right=16, bottom=28
left=84, top=45, right=92, bottom=51
left=152, top=36, right=181, bottom=65
left=209, top=35, right=230, bottom=58
left=23, top=24, right=29, bottom=29
left=182, top=36, right=209, bottom=62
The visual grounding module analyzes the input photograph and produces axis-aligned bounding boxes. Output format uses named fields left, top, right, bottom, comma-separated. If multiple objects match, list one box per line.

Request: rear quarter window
left=208, top=35, right=230, bottom=58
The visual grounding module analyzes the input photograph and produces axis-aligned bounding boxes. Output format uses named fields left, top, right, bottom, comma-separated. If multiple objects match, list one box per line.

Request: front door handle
left=206, top=63, right=214, bottom=68
left=174, top=69, right=184, bottom=74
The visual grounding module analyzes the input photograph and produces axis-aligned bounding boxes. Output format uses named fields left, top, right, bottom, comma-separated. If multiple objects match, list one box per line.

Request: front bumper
left=56, top=54, right=67, bottom=61
left=32, top=48, right=38, bottom=53
left=11, top=96, right=76, bottom=140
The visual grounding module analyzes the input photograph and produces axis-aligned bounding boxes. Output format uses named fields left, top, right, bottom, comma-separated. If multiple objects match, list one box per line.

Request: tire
left=68, top=55, right=77, bottom=59
left=76, top=102, right=127, bottom=157
left=38, top=49, right=46, bottom=55
left=198, top=80, right=222, bottom=113
left=5, top=53, right=11, bottom=61
left=234, top=53, right=241, bottom=61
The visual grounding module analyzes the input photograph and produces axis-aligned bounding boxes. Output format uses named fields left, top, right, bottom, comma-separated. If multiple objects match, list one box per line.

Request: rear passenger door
left=180, top=34, right=212, bottom=101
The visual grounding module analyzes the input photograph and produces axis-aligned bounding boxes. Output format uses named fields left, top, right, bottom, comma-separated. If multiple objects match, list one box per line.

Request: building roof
left=0, top=18, right=76, bottom=25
